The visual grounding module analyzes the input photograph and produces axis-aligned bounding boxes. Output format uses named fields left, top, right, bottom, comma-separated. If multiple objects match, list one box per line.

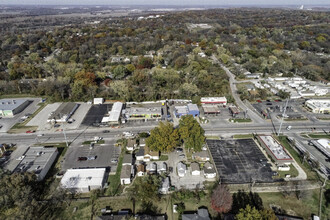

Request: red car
left=256, top=100, right=262, bottom=103
left=26, top=130, right=36, bottom=133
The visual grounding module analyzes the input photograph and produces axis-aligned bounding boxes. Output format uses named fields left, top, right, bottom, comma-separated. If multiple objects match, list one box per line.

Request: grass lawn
left=284, top=118, right=308, bottom=121
left=205, top=136, right=220, bottom=140
left=233, top=134, right=254, bottom=139
left=260, top=189, right=330, bottom=220
left=105, top=148, right=124, bottom=196
left=229, top=118, right=252, bottom=123
left=159, top=155, right=169, bottom=161
left=307, top=133, right=330, bottom=139
left=276, top=136, right=318, bottom=180
left=82, top=140, right=105, bottom=145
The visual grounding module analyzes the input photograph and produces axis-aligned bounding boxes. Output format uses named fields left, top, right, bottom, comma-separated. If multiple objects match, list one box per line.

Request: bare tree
left=211, top=184, right=232, bottom=213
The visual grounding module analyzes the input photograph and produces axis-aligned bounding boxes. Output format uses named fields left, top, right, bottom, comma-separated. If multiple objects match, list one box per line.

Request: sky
left=0, top=0, right=329, bottom=6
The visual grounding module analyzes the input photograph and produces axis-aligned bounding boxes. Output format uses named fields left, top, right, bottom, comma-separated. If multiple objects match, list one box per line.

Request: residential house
left=136, top=147, right=145, bottom=161
left=203, top=162, right=216, bottom=179
left=126, top=139, right=137, bottom=152
left=192, top=151, right=210, bottom=162
left=159, top=177, right=170, bottom=194
left=120, top=165, right=132, bottom=185
left=146, top=162, right=157, bottom=174
left=144, top=146, right=159, bottom=161
left=157, top=162, right=167, bottom=174
left=122, top=154, right=132, bottom=166
left=191, top=162, right=201, bottom=176
left=139, top=138, right=146, bottom=147
left=137, top=164, right=145, bottom=177
left=182, top=208, right=210, bottom=220
left=177, top=162, right=187, bottom=177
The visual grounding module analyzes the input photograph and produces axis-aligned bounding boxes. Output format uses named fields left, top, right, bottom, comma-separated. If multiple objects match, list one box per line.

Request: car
left=103, top=130, right=110, bottom=133
left=176, top=148, right=183, bottom=153
left=266, top=99, right=271, bottom=102
left=286, top=126, right=292, bottom=131
left=179, top=154, right=185, bottom=158
left=111, top=159, right=118, bottom=163
left=169, top=167, right=173, bottom=173
left=26, top=130, right=35, bottom=133
left=256, top=100, right=262, bottom=103
left=37, top=134, right=44, bottom=137
left=77, top=157, right=87, bottom=161
left=54, top=124, right=61, bottom=128
left=87, top=156, right=97, bottom=160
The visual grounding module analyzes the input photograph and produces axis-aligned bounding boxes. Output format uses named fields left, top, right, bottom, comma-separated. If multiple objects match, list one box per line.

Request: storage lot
left=0, top=98, right=41, bottom=133
left=61, top=139, right=120, bottom=173
left=207, top=139, right=274, bottom=183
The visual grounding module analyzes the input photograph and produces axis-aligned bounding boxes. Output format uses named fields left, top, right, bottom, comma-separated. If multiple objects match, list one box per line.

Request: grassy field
left=276, top=136, right=318, bottom=180
left=105, top=148, right=124, bottom=196
left=233, top=134, right=253, bottom=139
left=307, top=133, right=330, bottom=139
left=230, top=118, right=252, bottom=123
left=205, top=136, right=220, bottom=140
left=159, top=155, right=169, bottom=161
left=275, top=164, right=299, bottom=179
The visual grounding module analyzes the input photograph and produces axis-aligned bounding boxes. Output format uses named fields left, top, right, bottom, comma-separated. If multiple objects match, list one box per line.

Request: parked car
left=87, top=156, right=97, bottom=160
left=103, top=130, right=110, bottom=133
left=54, top=124, right=61, bottom=128
left=111, top=158, right=118, bottom=163
left=26, top=130, right=35, bottom=133
left=77, top=157, right=87, bottom=161
left=176, top=148, right=183, bottom=153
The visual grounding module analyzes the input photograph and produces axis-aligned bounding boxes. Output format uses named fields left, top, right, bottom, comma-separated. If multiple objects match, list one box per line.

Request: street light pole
left=59, top=113, right=69, bottom=147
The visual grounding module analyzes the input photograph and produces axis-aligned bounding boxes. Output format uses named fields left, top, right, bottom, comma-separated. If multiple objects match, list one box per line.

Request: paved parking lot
left=27, top=103, right=61, bottom=130
left=61, top=138, right=121, bottom=173
left=81, top=104, right=113, bottom=127
left=207, top=139, right=274, bottom=183
left=0, top=98, right=41, bottom=133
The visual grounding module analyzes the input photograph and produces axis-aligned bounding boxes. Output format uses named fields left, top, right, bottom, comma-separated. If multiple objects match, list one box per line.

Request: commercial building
left=201, top=97, right=227, bottom=106
left=14, top=146, right=58, bottom=181
left=125, top=106, right=162, bottom=121
left=310, top=139, right=330, bottom=158
left=47, top=102, right=80, bottom=123
left=257, top=135, right=293, bottom=165
left=305, top=99, right=330, bottom=114
left=174, top=104, right=200, bottom=118
left=229, top=106, right=240, bottom=116
left=202, top=105, right=220, bottom=115
left=0, top=99, right=30, bottom=117
left=60, top=168, right=106, bottom=193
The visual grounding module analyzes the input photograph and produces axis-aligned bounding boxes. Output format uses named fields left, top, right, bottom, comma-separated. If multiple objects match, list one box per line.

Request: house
left=191, top=162, right=201, bottom=176
left=126, top=139, right=137, bottom=152
left=177, top=162, right=187, bottom=177
left=144, top=146, right=159, bottom=161
left=137, top=164, right=146, bottom=177
left=139, top=138, right=146, bottom=147
left=159, top=177, right=170, bottom=194
left=192, top=151, right=210, bottom=162
left=203, top=162, right=216, bottom=179
left=136, top=147, right=145, bottom=161
left=182, top=208, right=210, bottom=220
left=120, top=165, right=133, bottom=185
left=146, top=162, right=157, bottom=174
left=122, top=154, right=132, bottom=166
left=156, top=162, right=167, bottom=174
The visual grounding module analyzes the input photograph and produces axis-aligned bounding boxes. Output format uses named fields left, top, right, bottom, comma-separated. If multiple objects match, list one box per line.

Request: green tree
left=236, top=205, right=262, bottom=220
left=179, top=115, right=205, bottom=152
left=113, top=65, right=128, bottom=79
left=146, top=121, right=179, bottom=152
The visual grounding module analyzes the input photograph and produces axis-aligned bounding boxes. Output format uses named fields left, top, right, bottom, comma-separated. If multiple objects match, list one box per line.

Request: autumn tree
left=179, top=115, right=205, bottom=152
left=137, top=57, right=153, bottom=69
left=146, top=121, right=179, bottom=152
left=210, top=184, right=232, bottom=213
left=236, top=205, right=277, bottom=220
left=231, top=190, right=263, bottom=214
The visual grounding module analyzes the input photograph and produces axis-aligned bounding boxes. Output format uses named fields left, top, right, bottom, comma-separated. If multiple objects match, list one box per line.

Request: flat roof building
left=202, top=105, right=220, bottom=115
left=257, top=135, right=293, bottom=165
left=125, top=106, right=162, bottom=121
left=47, top=102, right=80, bottom=123
left=305, top=99, right=330, bottom=114
left=61, top=168, right=106, bottom=193
left=201, top=97, right=227, bottom=106
left=310, top=139, right=330, bottom=158
left=174, top=104, right=200, bottom=118
left=102, top=102, right=123, bottom=124
left=14, top=146, right=58, bottom=181
left=0, top=99, right=31, bottom=117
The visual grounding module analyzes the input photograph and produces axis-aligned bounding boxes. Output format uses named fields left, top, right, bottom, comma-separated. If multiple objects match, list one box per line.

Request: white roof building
left=177, top=162, right=187, bottom=177
left=61, top=168, right=106, bottom=193
left=306, top=99, right=330, bottom=114
left=201, top=97, right=227, bottom=105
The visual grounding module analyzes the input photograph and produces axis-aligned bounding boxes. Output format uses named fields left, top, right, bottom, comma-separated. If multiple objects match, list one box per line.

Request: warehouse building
left=305, top=99, right=330, bottom=114
left=47, top=102, right=80, bottom=123
left=257, top=135, right=293, bottom=165
left=61, top=168, right=106, bottom=193
left=0, top=99, right=31, bottom=117
left=174, top=104, right=200, bottom=118
left=310, top=139, right=330, bottom=158
left=201, top=97, right=227, bottom=106
left=14, top=146, right=58, bottom=181
left=125, top=106, right=162, bottom=121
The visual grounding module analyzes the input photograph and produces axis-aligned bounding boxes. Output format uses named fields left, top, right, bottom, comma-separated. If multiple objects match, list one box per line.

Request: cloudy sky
left=0, top=0, right=329, bottom=5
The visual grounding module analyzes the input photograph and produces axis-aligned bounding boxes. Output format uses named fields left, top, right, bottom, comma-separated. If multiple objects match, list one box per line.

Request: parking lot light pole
left=278, top=98, right=289, bottom=136
left=59, top=113, right=69, bottom=147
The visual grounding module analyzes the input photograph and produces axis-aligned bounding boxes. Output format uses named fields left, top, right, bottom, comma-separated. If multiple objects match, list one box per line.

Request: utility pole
left=278, top=98, right=289, bottom=136
left=59, top=113, right=69, bottom=147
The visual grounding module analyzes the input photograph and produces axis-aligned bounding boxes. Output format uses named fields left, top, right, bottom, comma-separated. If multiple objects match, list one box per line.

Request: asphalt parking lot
left=207, top=139, right=274, bottom=183
left=27, top=103, right=61, bottom=130
left=0, top=98, right=41, bottom=133
left=61, top=138, right=121, bottom=173
left=81, top=104, right=113, bottom=127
